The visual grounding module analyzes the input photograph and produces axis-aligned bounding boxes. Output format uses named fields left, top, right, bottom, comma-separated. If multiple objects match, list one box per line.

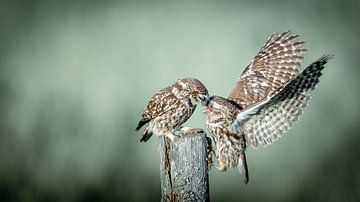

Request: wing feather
left=229, top=30, right=307, bottom=109
left=142, top=86, right=180, bottom=120
left=235, top=55, right=332, bottom=148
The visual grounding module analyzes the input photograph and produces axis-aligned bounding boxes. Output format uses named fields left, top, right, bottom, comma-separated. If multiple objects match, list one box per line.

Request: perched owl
left=136, top=78, right=209, bottom=142
left=204, top=30, right=332, bottom=184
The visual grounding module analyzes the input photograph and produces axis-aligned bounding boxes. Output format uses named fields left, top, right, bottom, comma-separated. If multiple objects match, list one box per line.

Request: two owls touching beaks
left=135, top=30, right=333, bottom=184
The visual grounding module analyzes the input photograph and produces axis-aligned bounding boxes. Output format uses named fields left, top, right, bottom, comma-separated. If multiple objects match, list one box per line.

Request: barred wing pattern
left=142, top=86, right=178, bottom=120
left=229, top=30, right=307, bottom=109
left=243, top=55, right=332, bottom=148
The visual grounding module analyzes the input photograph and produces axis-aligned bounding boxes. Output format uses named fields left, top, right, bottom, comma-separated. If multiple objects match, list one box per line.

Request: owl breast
left=206, top=121, right=243, bottom=170
left=177, top=97, right=196, bottom=127
left=205, top=107, right=243, bottom=169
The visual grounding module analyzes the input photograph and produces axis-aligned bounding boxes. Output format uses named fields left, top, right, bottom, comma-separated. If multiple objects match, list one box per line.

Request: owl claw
left=215, top=164, right=227, bottom=172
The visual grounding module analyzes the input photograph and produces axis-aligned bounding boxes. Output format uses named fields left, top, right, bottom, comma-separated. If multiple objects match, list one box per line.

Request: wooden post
left=158, top=128, right=210, bottom=202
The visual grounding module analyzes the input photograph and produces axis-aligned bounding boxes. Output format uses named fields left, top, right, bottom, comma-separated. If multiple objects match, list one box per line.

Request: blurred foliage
left=0, top=0, right=359, bottom=201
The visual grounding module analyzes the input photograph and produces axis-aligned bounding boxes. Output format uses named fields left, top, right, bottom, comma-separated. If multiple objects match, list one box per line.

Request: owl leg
left=215, top=154, right=228, bottom=172
left=179, top=126, right=205, bottom=135
left=163, top=132, right=176, bottom=142
left=173, top=126, right=189, bottom=136
left=178, top=126, right=193, bottom=133
left=204, top=140, right=225, bottom=171
left=206, top=136, right=214, bottom=170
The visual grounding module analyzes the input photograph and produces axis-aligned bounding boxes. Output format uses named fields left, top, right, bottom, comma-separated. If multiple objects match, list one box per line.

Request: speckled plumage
left=229, top=30, right=307, bottom=109
left=136, top=78, right=208, bottom=142
left=243, top=55, right=332, bottom=148
left=204, top=30, right=332, bottom=184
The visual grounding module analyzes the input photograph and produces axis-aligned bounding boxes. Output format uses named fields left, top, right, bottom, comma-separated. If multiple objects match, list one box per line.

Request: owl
left=136, top=78, right=209, bottom=142
left=204, top=30, right=332, bottom=184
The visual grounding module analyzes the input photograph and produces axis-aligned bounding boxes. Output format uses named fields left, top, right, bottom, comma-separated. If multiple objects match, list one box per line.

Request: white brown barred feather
left=229, top=30, right=307, bottom=109
left=244, top=55, right=332, bottom=148
left=204, top=29, right=332, bottom=184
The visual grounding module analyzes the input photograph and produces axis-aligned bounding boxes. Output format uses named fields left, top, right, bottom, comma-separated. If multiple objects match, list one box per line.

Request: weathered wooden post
left=158, top=127, right=210, bottom=202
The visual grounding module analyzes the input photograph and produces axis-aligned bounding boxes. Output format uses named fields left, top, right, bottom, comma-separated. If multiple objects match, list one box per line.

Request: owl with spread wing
left=203, top=30, right=332, bottom=184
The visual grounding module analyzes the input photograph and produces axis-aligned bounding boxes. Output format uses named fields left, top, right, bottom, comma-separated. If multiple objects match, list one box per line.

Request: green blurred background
left=0, top=0, right=359, bottom=201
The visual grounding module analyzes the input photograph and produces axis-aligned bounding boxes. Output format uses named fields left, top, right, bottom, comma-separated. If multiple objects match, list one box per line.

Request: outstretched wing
left=240, top=55, right=332, bottom=148
left=228, top=30, right=307, bottom=109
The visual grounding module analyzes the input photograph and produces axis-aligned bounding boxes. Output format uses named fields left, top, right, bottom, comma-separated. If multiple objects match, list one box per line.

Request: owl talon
left=215, top=164, right=227, bottom=172
left=179, top=127, right=204, bottom=135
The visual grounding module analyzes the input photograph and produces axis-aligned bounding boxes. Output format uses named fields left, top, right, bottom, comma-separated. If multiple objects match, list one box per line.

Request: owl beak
left=203, top=107, right=212, bottom=114
left=200, top=95, right=210, bottom=106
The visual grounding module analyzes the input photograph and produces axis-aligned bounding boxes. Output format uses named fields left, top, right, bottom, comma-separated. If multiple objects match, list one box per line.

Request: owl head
left=177, top=78, right=209, bottom=105
left=203, top=96, right=241, bottom=121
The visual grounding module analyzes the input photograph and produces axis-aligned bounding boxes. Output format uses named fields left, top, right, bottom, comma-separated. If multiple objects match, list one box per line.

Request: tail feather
left=135, top=119, right=150, bottom=131
left=140, top=129, right=153, bottom=142
left=238, top=151, right=249, bottom=185
left=239, top=134, right=249, bottom=184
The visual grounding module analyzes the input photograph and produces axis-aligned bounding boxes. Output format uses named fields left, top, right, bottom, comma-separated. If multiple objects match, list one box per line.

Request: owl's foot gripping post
left=140, top=127, right=176, bottom=142
left=176, top=126, right=204, bottom=136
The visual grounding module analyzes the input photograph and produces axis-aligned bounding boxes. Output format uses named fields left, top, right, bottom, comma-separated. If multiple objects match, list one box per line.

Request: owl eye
left=199, top=94, right=209, bottom=106
left=211, top=103, right=221, bottom=111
